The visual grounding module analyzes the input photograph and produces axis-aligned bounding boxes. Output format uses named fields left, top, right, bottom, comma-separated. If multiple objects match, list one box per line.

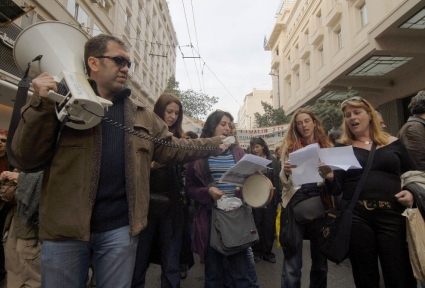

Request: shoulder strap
left=6, top=56, right=67, bottom=173
left=348, top=142, right=377, bottom=211
left=201, top=158, right=216, bottom=188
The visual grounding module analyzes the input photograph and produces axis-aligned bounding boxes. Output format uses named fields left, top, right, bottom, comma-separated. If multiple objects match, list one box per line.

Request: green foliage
left=311, top=100, right=343, bottom=133
left=254, top=101, right=291, bottom=128
left=164, top=76, right=218, bottom=120
left=164, top=75, right=181, bottom=97
left=179, top=90, right=218, bottom=120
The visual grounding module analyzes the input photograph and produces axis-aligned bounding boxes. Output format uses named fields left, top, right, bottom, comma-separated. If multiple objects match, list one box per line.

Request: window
left=67, top=0, right=76, bottom=15
left=66, top=0, right=89, bottom=26
left=295, top=71, right=300, bottom=89
left=136, top=30, right=141, bottom=51
left=318, top=46, right=324, bottom=67
left=305, top=60, right=311, bottom=79
left=360, top=3, right=368, bottom=27
left=287, top=80, right=292, bottom=98
left=317, top=11, right=322, bottom=27
left=134, top=61, right=139, bottom=74
left=337, top=30, right=343, bottom=50
left=304, top=29, right=309, bottom=45
left=77, top=5, right=89, bottom=26
left=125, top=10, right=131, bottom=34
left=93, top=23, right=103, bottom=36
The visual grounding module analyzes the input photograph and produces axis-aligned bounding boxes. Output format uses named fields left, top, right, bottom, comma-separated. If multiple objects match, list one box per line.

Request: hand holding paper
left=289, top=144, right=362, bottom=186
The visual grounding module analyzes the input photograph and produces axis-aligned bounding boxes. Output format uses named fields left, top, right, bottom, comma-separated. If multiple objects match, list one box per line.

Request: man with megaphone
left=10, top=33, right=230, bottom=288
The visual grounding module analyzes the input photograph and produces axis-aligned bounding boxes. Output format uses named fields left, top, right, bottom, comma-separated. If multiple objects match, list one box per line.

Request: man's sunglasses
left=341, top=96, right=367, bottom=108
left=95, top=56, right=132, bottom=68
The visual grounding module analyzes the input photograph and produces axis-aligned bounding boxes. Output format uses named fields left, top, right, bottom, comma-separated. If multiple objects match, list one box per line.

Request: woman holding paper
left=185, top=110, right=257, bottom=287
left=279, top=108, right=333, bottom=288
left=324, top=97, right=417, bottom=287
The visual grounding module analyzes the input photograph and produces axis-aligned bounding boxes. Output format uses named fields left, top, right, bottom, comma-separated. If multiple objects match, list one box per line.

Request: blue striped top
left=209, top=150, right=236, bottom=197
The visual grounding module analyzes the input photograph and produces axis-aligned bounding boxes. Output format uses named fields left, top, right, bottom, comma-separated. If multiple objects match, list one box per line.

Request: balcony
left=283, top=68, right=291, bottom=80
left=310, top=27, right=324, bottom=45
left=290, top=58, right=300, bottom=70
left=325, top=2, right=342, bottom=27
left=300, top=44, right=312, bottom=60
left=271, top=55, right=280, bottom=69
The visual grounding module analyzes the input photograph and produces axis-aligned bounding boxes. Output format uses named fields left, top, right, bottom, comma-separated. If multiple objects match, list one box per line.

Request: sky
left=167, top=0, right=280, bottom=121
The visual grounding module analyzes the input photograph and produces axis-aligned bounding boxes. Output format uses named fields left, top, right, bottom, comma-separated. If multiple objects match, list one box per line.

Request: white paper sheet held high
left=219, top=154, right=271, bottom=186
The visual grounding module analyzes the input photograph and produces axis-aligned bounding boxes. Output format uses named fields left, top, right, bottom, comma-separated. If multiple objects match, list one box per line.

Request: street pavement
left=145, top=240, right=357, bottom=287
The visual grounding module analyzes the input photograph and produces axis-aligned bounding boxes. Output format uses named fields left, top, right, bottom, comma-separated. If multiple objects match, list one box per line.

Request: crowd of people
left=0, top=32, right=424, bottom=288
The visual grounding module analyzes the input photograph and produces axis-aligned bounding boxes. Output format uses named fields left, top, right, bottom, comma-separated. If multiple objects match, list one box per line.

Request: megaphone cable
left=81, top=104, right=219, bottom=151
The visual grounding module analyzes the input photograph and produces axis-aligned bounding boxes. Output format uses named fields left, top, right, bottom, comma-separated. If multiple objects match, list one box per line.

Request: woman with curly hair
left=279, top=108, right=333, bottom=288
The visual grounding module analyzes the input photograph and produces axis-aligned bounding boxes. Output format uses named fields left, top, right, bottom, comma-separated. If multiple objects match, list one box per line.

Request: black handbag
left=293, top=195, right=325, bottom=223
left=210, top=205, right=259, bottom=256
left=320, top=143, right=376, bottom=264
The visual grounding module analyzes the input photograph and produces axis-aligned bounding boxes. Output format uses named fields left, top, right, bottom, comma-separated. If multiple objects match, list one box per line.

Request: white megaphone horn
left=13, top=21, right=112, bottom=130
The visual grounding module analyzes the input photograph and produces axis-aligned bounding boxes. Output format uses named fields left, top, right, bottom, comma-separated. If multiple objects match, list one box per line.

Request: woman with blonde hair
left=324, top=96, right=417, bottom=287
left=279, top=108, right=333, bottom=288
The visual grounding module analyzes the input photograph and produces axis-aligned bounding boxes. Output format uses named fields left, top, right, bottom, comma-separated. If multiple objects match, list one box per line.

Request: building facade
left=237, top=88, right=272, bottom=129
left=266, top=0, right=425, bottom=135
left=0, top=0, right=178, bottom=129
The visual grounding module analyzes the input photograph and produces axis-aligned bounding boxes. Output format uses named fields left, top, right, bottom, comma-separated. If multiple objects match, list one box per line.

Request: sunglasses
left=95, top=55, right=132, bottom=68
left=0, top=139, right=6, bottom=143
left=340, top=96, right=367, bottom=108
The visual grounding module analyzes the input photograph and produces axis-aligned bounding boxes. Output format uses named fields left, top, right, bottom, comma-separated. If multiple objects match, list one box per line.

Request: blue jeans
left=41, top=225, right=139, bottom=288
left=205, top=245, right=254, bottom=288
left=281, top=218, right=327, bottom=288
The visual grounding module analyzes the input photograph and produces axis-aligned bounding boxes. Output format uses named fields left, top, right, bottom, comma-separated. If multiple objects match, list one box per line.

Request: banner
left=182, top=115, right=288, bottom=151
left=235, top=124, right=288, bottom=150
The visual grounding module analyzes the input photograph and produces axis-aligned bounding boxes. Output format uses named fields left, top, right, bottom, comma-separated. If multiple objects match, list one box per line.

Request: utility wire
left=190, top=0, right=206, bottom=93
left=181, top=0, right=202, bottom=92
left=178, top=46, right=193, bottom=90
left=180, top=45, right=241, bottom=107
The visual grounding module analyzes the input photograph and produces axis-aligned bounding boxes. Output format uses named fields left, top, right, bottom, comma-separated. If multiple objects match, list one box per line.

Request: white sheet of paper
left=317, top=146, right=362, bottom=171
left=288, top=144, right=362, bottom=185
left=289, top=144, right=322, bottom=186
left=219, top=154, right=271, bottom=186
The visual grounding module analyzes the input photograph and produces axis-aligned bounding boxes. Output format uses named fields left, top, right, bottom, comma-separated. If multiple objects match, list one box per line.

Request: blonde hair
left=281, top=108, right=332, bottom=155
left=339, top=98, right=389, bottom=146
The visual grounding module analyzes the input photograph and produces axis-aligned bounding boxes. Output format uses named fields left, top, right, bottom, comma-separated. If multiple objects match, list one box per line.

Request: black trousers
left=0, top=205, right=10, bottom=281
left=252, top=203, right=276, bottom=258
left=349, top=204, right=416, bottom=288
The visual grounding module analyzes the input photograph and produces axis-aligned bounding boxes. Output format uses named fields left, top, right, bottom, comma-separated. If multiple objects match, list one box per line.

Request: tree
left=253, top=101, right=291, bottom=128
left=164, top=76, right=218, bottom=120
left=179, top=89, right=218, bottom=120
left=311, top=100, right=343, bottom=133
left=164, top=75, right=181, bottom=97
left=311, top=87, right=359, bottom=133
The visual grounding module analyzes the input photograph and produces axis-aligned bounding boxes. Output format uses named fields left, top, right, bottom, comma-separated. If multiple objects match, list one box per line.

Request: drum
left=243, top=174, right=274, bottom=208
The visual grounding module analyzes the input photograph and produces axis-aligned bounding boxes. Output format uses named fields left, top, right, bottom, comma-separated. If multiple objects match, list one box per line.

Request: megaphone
left=13, top=21, right=112, bottom=129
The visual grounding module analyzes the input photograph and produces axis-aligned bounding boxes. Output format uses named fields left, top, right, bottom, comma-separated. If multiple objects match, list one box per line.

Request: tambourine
left=242, top=174, right=274, bottom=208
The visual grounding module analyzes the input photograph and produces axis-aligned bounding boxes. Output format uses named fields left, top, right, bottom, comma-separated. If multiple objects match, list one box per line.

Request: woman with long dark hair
left=279, top=108, right=332, bottom=288
left=132, top=93, right=186, bottom=288
left=185, top=110, right=257, bottom=287
left=249, top=137, right=281, bottom=263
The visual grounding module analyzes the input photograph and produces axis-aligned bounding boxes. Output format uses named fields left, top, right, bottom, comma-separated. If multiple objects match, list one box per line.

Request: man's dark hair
left=408, top=91, right=425, bottom=115
left=201, top=110, right=233, bottom=138
left=84, top=34, right=127, bottom=77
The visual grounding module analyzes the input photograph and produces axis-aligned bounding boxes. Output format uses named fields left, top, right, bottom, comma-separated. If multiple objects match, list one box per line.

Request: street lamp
left=269, top=72, right=280, bottom=108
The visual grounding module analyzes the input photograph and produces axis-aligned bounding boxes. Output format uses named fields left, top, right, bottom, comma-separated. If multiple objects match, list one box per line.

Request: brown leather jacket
left=11, top=91, right=221, bottom=241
